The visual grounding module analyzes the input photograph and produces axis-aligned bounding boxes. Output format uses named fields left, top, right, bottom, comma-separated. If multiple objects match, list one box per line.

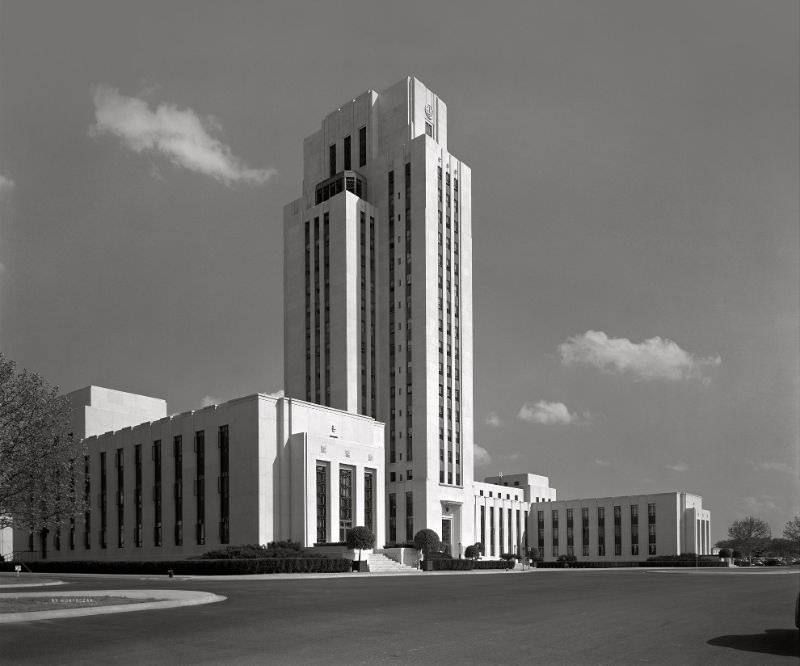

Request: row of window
left=37, top=427, right=230, bottom=559
left=536, top=504, right=657, bottom=557
left=387, top=491, right=414, bottom=543
left=479, top=505, right=528, bottom=557
left=328, top=126, right=367, bottom=178
left=315, top=464, right=375, bottom=543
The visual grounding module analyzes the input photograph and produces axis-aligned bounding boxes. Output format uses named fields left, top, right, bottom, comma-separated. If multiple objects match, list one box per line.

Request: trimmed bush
left=200, top=542, right=314, bottom=559
left=382, top=542, right=415, bottom=549
left=473, top=560, right=514, bottom=570
left=413, top=529, right=441, bottom=559
left=718, top=548, right=732, bottom=558
left=346, top=526, right=376, bottom=560
left=0, top=558, right=352, bottom=575
left=464, top=544, right=480, bottom=560
left=424, top=550, right=453, bottom=560
left=428, top=559, right=514, bottom=571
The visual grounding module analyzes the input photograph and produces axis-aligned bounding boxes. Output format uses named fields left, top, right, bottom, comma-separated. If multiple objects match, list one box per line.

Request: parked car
left=764, top=558, right=785, bottom=566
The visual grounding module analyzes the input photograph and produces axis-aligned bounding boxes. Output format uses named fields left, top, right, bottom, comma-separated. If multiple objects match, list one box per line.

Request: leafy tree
left=765, top=538, right=795, bottom=558
left=0, top=354, right=85, bottom=532
left=717, top=548, right=732, bottom=558
left=346, top=526, right=375, bottom=561
left=413, top=529, right=441, bottom=560
left=529, top=547, right=543, bottom=563
left=725, top=516, right=771, bottom=557
left=782, top=516, right=800, bottom=554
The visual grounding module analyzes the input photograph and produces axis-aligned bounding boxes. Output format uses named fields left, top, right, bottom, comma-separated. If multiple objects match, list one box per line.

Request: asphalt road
left=1, top=569, right=797, bottom=665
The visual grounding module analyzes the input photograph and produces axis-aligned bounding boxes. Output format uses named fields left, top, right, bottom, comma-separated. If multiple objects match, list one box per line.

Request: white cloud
left=755, top=461, right=797, bottom=475
left=518, top=401, right=576, bottom=425
left=90, top=85, right=276, bottom=185
left=200, top=395, right=219, bottom=407
left=666, top=461, right=689, bottom=472
left=0, top=174, right=14, bottom=191
left=474, top=444, right=492, bottom=466
left=265, top=389, right=284, bottom=398
left=594, top=459, right=610, bottom=466
left=743, top=495, right=778, bottom=514
left=558, top=330, right=720, bottom=383
left=485, top=412, right=501, bottom=427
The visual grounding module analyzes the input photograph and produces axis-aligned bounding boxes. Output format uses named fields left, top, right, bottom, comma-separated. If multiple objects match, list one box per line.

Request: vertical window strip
left=116, top=449, right=124, bottom=549
left=323, top=214, right=330, bottom=406
left=134, top=444, right=142, bottom=547
left=369, top=216, right=376, bottom=416
left=195, top=431, right=205, bottom=545
left=388, top=171, right=396, bottom=464
left=153, top=441, right=162, bottom=546
left=305, top=220, right=311, bottom=401
left=364, top=471, right=374, bottom=534
left=174, top=435, right=183, bottom=545
left=316, top=464, right=327, bottom=543
left=218, top=425, right=230, bottom=544
left=404, top=163, right=412, bottom=465
left=339, top=467, right=353, bottom=541
left=314, top=217, right=321, bottom=404
left=405, top=491, right=413, bottom=542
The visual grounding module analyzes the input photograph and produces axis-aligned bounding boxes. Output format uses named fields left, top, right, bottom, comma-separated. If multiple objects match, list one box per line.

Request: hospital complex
left=6, top=77, right=711, bottom=564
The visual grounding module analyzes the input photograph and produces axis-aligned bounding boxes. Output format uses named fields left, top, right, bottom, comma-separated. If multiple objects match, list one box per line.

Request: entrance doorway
left=441, top=518, right=452, bottom=555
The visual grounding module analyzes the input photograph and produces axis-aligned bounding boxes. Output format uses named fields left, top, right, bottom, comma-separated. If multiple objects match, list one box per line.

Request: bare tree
left=783, top=516, right=800, bottom=554
left=0, top=353, right=85, bottom=532
left=725, top=516, right=771, bottom=557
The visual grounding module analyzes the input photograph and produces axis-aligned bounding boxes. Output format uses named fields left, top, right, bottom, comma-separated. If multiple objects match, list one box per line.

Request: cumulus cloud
left=558, top=330, right=720, bottom=383
left=485, top=412, right=501, bottom=427
left=666, top=461, right=689, bottom=472
left=518, top=401, right=576, bottom=425
left=743, top=495, right=778, bottom=514
left=0, top=174, right=14, bottom=191
left=594, top=459, right=610, bottom=466
left=90, top=85, right=276, bottom=185
left=474, top=444, right=492, bottom=466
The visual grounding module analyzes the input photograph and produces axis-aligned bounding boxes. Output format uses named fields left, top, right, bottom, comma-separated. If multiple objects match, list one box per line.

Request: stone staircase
left=366, top=553, right=420, bottom=574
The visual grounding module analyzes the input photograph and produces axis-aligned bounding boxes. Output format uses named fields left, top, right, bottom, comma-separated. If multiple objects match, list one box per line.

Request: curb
left=0, top=589, right=226, bottom=623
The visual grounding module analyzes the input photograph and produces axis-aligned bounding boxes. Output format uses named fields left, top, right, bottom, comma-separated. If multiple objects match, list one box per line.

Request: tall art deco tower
left=284, top=77, right=475, bottom=550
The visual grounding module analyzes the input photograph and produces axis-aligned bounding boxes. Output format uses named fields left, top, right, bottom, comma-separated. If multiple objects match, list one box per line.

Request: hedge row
left=535, top=560, right=727, bottom=569
left=430, top=559, right=514, bottom=571
left=0, top=558, right=352, bottom=575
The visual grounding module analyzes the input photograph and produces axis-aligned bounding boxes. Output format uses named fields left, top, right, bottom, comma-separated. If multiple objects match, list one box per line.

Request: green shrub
left=0, top=558, right=351, bottom=575
left=346, top=526, right=376, bottom=560
left=464, top=544, right=480, bottom=560
left=413, top=529, right=441, bottom=559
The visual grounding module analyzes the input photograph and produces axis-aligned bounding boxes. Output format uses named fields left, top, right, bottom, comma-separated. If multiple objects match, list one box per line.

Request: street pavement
left=0, top=568, right=797, bottom=664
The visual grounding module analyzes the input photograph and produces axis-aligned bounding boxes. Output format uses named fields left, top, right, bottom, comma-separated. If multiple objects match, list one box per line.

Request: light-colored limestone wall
left=69, top=386, right=167, bottom=439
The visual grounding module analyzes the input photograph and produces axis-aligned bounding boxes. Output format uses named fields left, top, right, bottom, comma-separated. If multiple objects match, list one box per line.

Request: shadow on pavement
left=707, top=629, right=799, bottom=657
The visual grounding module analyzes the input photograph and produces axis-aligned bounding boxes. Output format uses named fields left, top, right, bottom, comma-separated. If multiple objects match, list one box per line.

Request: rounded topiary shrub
left=718, top=548, right=732, bottom=558
left=413, top=529, right=441, bottom=560
left=464, top=544, right=480, bottom=560
left=346, top=526, right=376, bottom=560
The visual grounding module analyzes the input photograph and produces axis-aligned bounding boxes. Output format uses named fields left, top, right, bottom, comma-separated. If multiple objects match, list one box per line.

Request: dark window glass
left=218, top=426, right=230, bottom=544
left=343, top=135, right=351, bottom=170
left=316, top=464, right=327, bottom=543
left=329, top=143, right=336, bottom=177
left=359, top=126, right=366, bottom=166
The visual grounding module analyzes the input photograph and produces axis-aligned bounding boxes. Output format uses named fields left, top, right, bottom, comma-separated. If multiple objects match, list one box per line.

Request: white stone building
left=14, top=388, right=384, bottom=561
left=529, top=492, right=711, bottom=562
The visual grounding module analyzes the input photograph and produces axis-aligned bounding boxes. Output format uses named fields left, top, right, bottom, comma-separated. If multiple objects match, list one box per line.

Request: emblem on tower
left=424, top=103, right=433, bottom=119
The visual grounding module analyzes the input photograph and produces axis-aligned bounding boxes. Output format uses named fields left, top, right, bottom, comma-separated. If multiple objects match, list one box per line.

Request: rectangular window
left=582, top=507, right=589, bottom=556
left=329, top=143, right=336, bottom=177
left=339, top=467, right=353, bottom=541
left=425, top=122, right=433, bottom=137
left=648, top=503, right=656, bottom=555
left=566, top=508, right=574, bottom=556
left=134, top=444, right=142, bottom=547
left=499, top=507, right=504, bottom=555
left=218, top=425, right=230, bottom=544
left=152, top=441, right=162, bottom=547
left=405, top=491, right=414, bottom=542
left=316, top=463, right=327, bottom=543
left=343, top=135, right=351, bottom=170
left=597, top=507, right=605, bottom=556
left=389, top=493, right=397, bottom=543
left=537, top=510, right=544, bottom=552
left=551, top=509, right=559, bottom=557
left=364, top=470, right=374, bottom=534
left=614, top=505, right=622, bottom=556
left=173, top=435, right=183, bottom=545
left=116, top=448, right=124, bottom=549
left=358, top=126, right=366, bottom=166
left=84, top=455, right=91, bottom=549
left=195, top=431, right=205, bottom=545
left=480, top=505, right=485, bottom=548
left=631, top=504, right=639, bottom=555
left=490, top=507, right=496, bottom=556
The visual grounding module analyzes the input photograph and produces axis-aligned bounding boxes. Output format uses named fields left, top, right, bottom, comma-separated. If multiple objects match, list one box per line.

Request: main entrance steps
left=366, top=553, right=420, bottom=574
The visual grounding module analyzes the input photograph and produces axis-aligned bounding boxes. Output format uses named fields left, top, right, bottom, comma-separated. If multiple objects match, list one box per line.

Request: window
left=597, top=507, right=605, bottom=556
left=173, top=436, right=183, bottom=545
left=339, top=467, right=353, bottom=541
left=329, top=144, right=336, bottom=177
left=83, top=455, right=91, bottom=549
left=343, top=135, right=351, bottom=170
left=582, top=507, right=589, bottom=556
left=480, top=505, right=485, bottom=547
left=405, top=492, right=414, bottom=542
left=631, top=504, right=639, bottom=555
left=152, top=440, right=162, bottom=547
left=389, top=493, right=397, bottom=542
left=134, top=444, right=142, bottom=547
left=358, top=126, right=367, bottom=166
left=425, top=122, right=433, bottom=137
left=218, top=426, right=230, bottom=544
left=566, top=508, right=574, bottom=556
left=364, top=471, right=374, bottom=534
left=551, top=509, right=559, bottom=557
left=614, top=505, right=622, bottom=556
left=490, top=507, right=496, bottom=556
left=648, top=503, right=656, bottom=555
left=537, top=510, right=545, bottom=552
left=116, top=448, right=124, bottom=549
left=195, top=431, right=205, bottom=545
left=316, top=464, right=327, bottom=543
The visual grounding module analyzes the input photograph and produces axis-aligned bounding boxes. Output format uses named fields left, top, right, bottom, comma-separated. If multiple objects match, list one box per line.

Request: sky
left=0, top=0, right=797, bottom=543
